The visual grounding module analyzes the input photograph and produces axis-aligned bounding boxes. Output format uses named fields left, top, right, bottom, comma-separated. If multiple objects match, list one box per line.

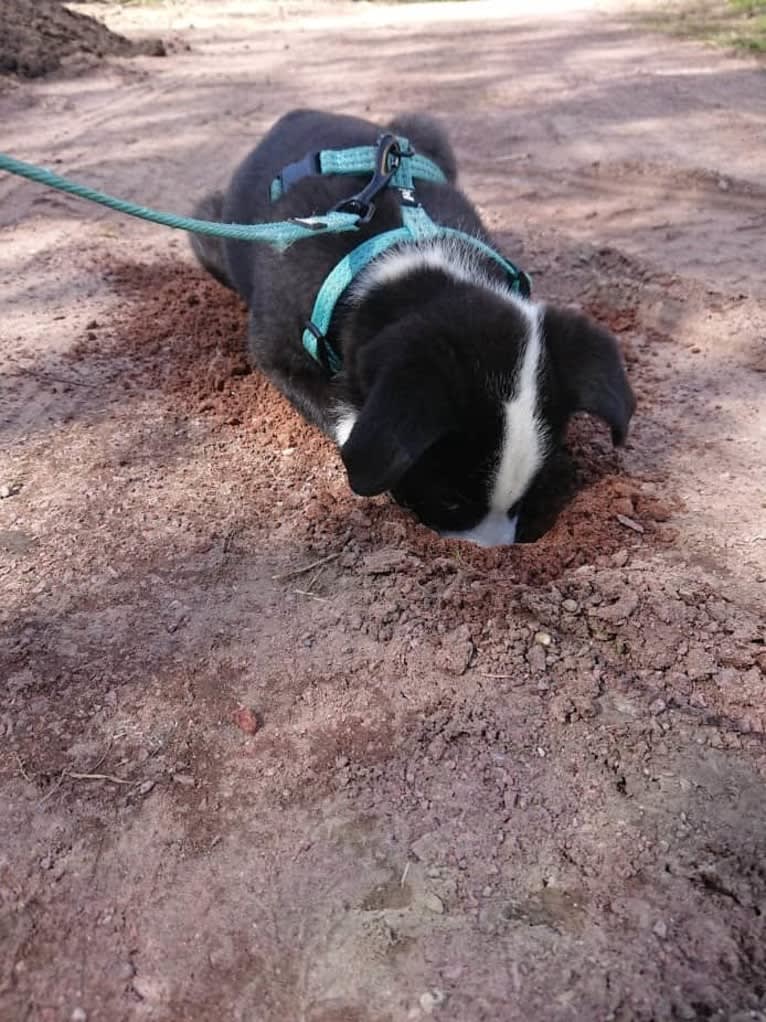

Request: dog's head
left=338, top=290, right=635, bottom=546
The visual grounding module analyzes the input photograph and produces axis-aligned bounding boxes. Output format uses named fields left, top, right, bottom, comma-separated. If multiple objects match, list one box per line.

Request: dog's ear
left=542, top=305, right=636, bottom=445
left=341, top=369, right=452, bottom=496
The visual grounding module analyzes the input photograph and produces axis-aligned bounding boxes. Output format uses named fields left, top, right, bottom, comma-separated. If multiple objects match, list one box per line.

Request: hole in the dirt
left=70, top=257, right=674, bottom=583
left=517, top=416, right=620, bottom=543
left=517, top=455, right=577, bottom=542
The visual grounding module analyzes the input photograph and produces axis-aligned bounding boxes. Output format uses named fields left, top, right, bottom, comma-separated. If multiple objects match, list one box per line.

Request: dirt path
left=1, top=3, right=765, bottom=1020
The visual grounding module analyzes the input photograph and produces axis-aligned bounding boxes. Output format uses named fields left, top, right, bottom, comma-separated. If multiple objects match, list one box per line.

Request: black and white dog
left=191, top=109, right=635, bottom=546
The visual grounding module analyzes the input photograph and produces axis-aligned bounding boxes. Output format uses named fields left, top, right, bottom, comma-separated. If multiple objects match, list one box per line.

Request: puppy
left=191, top=109, right=635, bottom=546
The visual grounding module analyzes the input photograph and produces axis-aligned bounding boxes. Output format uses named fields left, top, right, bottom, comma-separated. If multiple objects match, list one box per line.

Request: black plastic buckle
left=305, top=320, right=342, bottom=374
left=332, top=133, right=405, bottom=223
left=277, top=151, right=322, bottom=197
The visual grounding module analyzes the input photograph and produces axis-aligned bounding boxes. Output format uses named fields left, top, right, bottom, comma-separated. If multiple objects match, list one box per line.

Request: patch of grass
left=634, top=0, right=766, bottom=55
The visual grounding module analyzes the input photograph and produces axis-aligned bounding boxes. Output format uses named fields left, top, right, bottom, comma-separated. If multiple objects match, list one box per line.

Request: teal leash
left=0, top=141, right=531, bottom=377
left=0, top=152, right=363, bottom=251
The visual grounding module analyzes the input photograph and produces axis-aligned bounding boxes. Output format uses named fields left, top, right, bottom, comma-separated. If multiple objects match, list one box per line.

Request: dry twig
left=272, top=552, right=340, bottom=581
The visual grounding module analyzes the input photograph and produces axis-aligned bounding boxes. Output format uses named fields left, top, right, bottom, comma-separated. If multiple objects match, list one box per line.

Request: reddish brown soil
left=1, top=3, right=765, bottom=1021
left=73, top=257, right=677, bottom=585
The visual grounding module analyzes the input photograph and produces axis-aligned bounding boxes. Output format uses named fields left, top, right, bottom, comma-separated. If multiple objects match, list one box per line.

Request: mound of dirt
left=0, top=0, right=162, bottom=78
left=70, top=256, right=679, bottom=595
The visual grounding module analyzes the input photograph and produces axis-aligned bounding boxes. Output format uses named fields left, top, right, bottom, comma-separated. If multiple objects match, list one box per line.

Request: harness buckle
left=275, top=151, right=322, bottom=199
left=304, top=320, right=342, bottom=375
left=331, top=133, right=405, bottom=223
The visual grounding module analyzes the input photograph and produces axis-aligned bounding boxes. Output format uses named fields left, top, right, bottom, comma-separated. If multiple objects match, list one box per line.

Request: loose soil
left=0, top=0, right=157, bottom=80
left=1, top=3, right=765, bottom=1021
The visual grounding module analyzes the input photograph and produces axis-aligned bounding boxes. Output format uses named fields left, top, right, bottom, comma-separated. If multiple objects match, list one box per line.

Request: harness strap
left=291, top=135, right=532, bottom=374
left=270, top=144, right=448, bottom=202
left=302, top=227, right=415, bottom=372
left=0, top=142, right=530, bottom=379
left=304, top=224, right=531, bottom=374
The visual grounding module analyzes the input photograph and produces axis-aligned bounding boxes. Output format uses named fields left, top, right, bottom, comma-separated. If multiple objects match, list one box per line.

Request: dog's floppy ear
left=542, top=305, right=636, bottom=445
left=341, top=369, right=452, bottom=496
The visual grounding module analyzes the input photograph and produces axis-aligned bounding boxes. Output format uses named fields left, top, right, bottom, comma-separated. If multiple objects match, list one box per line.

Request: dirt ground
left=0, top=0, right=163, bottom=79
left=1, top=1, right=765, bottom=1020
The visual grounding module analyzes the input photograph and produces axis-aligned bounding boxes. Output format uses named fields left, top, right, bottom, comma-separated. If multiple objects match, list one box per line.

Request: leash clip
left=332, top=133, right=406, bottom=223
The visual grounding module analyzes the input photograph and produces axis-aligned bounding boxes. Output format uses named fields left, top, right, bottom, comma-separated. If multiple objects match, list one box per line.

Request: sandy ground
left=1, top=2, right=766, bottom=1020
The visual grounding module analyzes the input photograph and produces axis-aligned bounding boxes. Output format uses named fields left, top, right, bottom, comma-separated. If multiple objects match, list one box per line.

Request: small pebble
left=71, top=1010, right=88, bottom=1022
left=422, top=892, right=445, bottom=914
left=527, top=644, right=547, bottom=673
left=138, top=780, right=155, bottom=796
left=115, top=960, right=136, bottom=981
left=428, top=735, right=446, bottom=763
left=616, top=514, right=644, bottom=534
left=612, top=548, right=629, bottom=568
left=419, top=989, right=446, bottom=1015
left=562, top=599, right=579, bottom=613
left=534, top=631, right=552, bottom=647
left=233, top=706, right=259, bottom=735
left=652, top=919, right=667, bottom=939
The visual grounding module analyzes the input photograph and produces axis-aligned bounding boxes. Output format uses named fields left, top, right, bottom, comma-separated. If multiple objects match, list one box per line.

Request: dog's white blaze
left=442, top=511, right=519, bottom=548
left=334, top=408, right=358, bottom=447
left=443, top=306, right=547, bottom=547
left=491, top=304, right=546, bottom=513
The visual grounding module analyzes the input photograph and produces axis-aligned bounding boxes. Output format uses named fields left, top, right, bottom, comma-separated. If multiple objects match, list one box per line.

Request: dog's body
left=191, top=109, right=635, bottom=545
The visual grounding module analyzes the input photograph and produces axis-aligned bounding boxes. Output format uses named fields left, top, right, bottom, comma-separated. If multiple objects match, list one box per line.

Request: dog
left=190, top=109, right=635, bottom=546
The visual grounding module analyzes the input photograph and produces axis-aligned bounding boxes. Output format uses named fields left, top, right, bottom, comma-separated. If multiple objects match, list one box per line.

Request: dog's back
left=191, top=109, right=461, bottom=302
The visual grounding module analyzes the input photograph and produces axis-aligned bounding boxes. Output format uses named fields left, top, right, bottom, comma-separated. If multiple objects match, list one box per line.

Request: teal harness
left=0, top=135, right=530, bottom=376
left=269, top=134, right=532, bottom=374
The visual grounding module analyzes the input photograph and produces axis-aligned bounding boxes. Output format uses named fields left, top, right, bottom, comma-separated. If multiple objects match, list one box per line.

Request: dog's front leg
left=246, top=314, right=338, bottom=436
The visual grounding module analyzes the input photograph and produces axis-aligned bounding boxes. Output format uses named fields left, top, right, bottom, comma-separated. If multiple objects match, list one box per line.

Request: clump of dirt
left=71, top=256, right=677, bottom=589
left=76, top=258, right=252, bottom=415
left=0, top=0, right=163, bottom=78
